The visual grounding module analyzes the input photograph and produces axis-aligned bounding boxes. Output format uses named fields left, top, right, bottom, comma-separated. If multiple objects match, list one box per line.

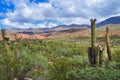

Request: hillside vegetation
left=0, top=28, right=120, bottom=80
left=97, top=24, right=120, bottom=31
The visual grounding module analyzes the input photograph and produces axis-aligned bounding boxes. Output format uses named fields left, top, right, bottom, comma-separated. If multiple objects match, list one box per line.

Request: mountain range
left=4, top=15, right=120, bottom=37
left=0, top=15, right=119, bottom=39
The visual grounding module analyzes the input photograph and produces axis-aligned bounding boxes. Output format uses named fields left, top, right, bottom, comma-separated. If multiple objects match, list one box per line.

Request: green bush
left=113, top=46, right=120, bottom=62
left=48, top=55, right=88, bottom=80
left=78, top=67, right=120, bottom=80
left=106, top=61, right=120, bottom=69
left=0, top=39, right=120, bottom=80
left=0, top=46, right=48, bottom=80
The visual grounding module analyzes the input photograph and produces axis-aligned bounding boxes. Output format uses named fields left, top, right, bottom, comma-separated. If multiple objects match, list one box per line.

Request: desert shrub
left=0, top=46, right=48, bottom=80
left=0, top=38, right=120, bottom=80
left=43, top=40, right=88, bottom=57
left=113, top=46, right=120, bottom=62
left=48, top=57, right=71, bottom=80
left=48, top=55, right=88, bottom=80
left=68, top=56, right=89, bottom=70
left=78, top=67, right=120, bottom=80
left=16, top=50, right=48, bottom=79
left=106, top=61, right=120, bottom=70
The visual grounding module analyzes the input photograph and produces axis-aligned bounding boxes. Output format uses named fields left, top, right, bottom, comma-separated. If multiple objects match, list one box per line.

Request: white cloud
left=47, top=23, right=57, bottom=28
left=7, top=1, right=58, bottom=22
left=0, top=0, right=120, bottom=28
left=1, top=18, right=58, bottom=29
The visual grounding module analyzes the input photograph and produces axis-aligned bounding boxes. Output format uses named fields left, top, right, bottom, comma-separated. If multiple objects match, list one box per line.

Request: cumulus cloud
left=0, top=0, right=120, bottom=28
left=1, top=18, right=58, bottom=29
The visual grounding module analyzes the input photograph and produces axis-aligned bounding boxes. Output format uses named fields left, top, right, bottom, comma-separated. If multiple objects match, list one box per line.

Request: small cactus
left=14, top=42, right=18, bottom=62
left=14, top=33, right=22, bottom=42
left=98, top=44, right=104, bottom=66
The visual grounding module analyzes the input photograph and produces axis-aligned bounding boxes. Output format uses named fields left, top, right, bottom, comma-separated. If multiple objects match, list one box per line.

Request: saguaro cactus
left=1, top=28, right=6, bottom=38
left=1, top=29, right=10, bottom=56
left=88, top=18, right=99, bottom=67
left=1, top=28, right=13, bottom=79
left=90, top=18, right=96, bottom=47
left=106, top=27, right=113, bottom=61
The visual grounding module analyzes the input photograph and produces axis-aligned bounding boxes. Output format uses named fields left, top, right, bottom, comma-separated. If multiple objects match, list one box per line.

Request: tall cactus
left=106, top=27, right=113, bottom=61
left=1, top=28, right=13, bottom=79
left=88, top=18, right=99, bottom=67
left=90, top=18, right=96, bottom=47
left=1, top=28, right=6, bottom=39
left=1, top=29, right=10, bottom=56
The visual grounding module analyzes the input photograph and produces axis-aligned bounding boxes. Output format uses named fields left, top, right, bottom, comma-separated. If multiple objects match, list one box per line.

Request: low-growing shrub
left=78, top=67, right=120, bottom=80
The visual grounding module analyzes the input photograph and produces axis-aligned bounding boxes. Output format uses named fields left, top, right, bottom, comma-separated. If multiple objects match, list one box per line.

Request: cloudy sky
left=0, top=0, right=120, bottom=29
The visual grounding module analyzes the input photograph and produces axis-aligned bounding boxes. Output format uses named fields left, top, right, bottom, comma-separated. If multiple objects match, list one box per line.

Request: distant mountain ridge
left=6, top=24, right=89, bottom=34
left=53, top=24, right=89, bottom=28
left=4, top=15, right=120, bottom=35
left=97, top=16, right=120, bottom=27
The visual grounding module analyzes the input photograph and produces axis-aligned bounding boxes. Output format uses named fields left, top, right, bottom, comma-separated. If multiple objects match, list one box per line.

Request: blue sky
left=0, top=0, right=120, bottom=28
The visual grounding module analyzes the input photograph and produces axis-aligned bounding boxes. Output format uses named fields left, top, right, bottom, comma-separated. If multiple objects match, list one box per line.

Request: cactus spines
left=106, top=27, right=113, bottom=61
